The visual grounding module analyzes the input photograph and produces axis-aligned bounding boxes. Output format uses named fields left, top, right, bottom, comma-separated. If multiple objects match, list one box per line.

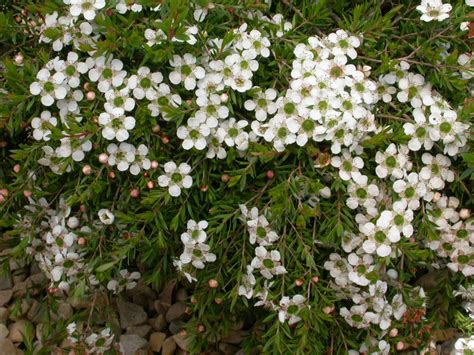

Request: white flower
left=107, top=269, right=140, bottom=294
left=169, top=54, right=206, bottom=90
left=331, top=150, right=364, bottom=181
left=84, top=327, right=114, bottom=354
left=98, top=112, right=135, bottom=142
left=251, top=246, right=287, bottom=279
left=244, top=88, right=278, bottom=121
left=52, top=52, right=90, bottom=88
left=158, top=162, right=193, bottom=197
left=217, top=118, right=250, bottom=151
left=180, top=242, right=216, bottom=269
left=416, top=0, right=452, bottom=22
left=68, top=0, right=105, bottom=20
left=106, top=143, right=149, bottom=174
left=393, top=173, right=427, bottom=210
left=346, top=175, right=379, bottom=217
left=98, top=208, right=114, bottom=225
left=116, top=0, right=143, bottom=14
left=31, top=111, right=58, bottom=141
left=277, top=295, right=306, bottom=324
left=87, top=56, right=127, bottom=93
left=30, top=68, right=69, bottom=107
left=104, top=88, right=136, bottom=117
left=181, top=220, right=208, bottom=245
left=375, top=144, right=411, bottom=179
left=177, top=116, right=211, bottom=151
left=241, top=29, right=271, bottom=58
left=419, top=153, right=454, bottom=190
left=127, top=67, right=163, bottom=100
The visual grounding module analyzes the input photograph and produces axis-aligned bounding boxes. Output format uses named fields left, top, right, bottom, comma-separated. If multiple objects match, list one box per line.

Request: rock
left=175, top=288, right=187, bottom=302
left=221, top=330, right=247, bottom=345
left=119, top=334, right=148, bottom=355
left=153, top=300, right=171, bottom=316
left=8, top=300, right=29, bottom=321
left=0, top=307, right=9, bottom=323
left=218, top=343, right=239, bottom=354
left=8, top=319, right=32, bottom=343
left=149, top=314, right=167, bottom=332
left=57, top=302, right=73, bottom=320
left=230, top=320, right=245, bottom=331
left=126, top=325, right=152, bottom=338
left=0, top=338, right=19, bottom=355
left=36, top=324, right=44, bottom=341
left=68, top=296, right=91, bottom=309
left=127, top=282, right=157, bottom=310
left=176, top=349, right=188, bottom=355
left=0, top=290, right=12, bottom=307
left=159, top=280, right=177, bottom=304
left=0, top=273, right=12, bottom=290
left=12, top=273, right=46, bottom=298
left=26, top=300, right=40, bottom=323
left=117, top=298, right=148, bottom=329
left=169, top=320, right=184, bottom=335
left=162, top=337, right=177, bottom=355
left=165, top=302, right=187, bottom=323
left=173, top=332, right=190, bottom=351
left=149, top=332, right=167, bottom=352
left=0, top=323, right=9, bottom=339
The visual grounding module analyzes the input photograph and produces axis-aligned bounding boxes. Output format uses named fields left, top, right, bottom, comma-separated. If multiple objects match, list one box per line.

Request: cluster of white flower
left=67, top=322, right=114, bottom=354
left=426, top=196, right=474, bottom=276
left=238, top=205, right=306, bottom=325
left=173, top=220, right=216, bottom=282
left=379, top=61, right=469, bottom=156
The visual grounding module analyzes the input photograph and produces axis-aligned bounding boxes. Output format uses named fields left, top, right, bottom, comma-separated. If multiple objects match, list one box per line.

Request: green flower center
left=385, top=156, right=396, bottom=168
left=440, top=122, right=451, bottom=133
left=287, top=305, right=299, bottom=314
left=228, top=128, right=239, bottom=138
left=284, top=102, right=295, bottom=115
left=140, top=77, right=152, bottom=88
left=405, top=187, right=415, bottom=198
left=262, top=259, right=275, bottom=269
left=375, top=231, right=386, bottom=243
left=66, top=65, right=76, bottom=76
left=181, top=65, right=192, bottom=76
left=171, top=173, right=182, bottom=183
left=102, top=68, right=113, bottom=79
left=394, top=215, right=404, bottom=226
left=342, top=161, right=352, bottom=172
left=277, top=127, right=287, bottom=139
left=356, top=188, right=367, bottom=199
left=415, top=127, right=426, bottom=138
left=44, top=82, right=55, bottom=92
left=302, top=119, right=315, bottom=132
left=114, top=97, right=124, bottom=107
left=256, top=226, right=267, bottom=238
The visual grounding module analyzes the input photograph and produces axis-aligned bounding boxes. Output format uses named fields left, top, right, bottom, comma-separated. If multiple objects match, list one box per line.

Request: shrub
left=0, top=0, right=473, bottom=353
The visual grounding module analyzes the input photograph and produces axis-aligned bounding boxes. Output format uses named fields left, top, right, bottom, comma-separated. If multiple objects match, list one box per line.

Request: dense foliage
left=0, top=0, right=473, bottom=353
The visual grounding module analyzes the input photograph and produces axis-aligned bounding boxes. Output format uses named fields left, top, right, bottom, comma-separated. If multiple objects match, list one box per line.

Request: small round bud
left=0, top=189, right=9, bottom=197
left=311, top=276, right=319, bottom=283
left=266, top=170, right=274, bottom=179
left=460, top=208, right=471, bottom=220
left=387, top=269, right=398, bottom=280
left=77, top=237, right=86, bottom=246
left=108, top=171, right=116, bottom=179
left=151, top=160, right=159, bottom=169
left=143, top=172, right=149, bottom=178
left=221, top=174, right=230, bottom=183
left=79, top=205, right=86, bottom=212
left=208, top=279, right=218, bottom=288
left=0, top=195, right=4, bottom=204
left=152, top=124, right=161, bottom=133
left=14, top=53, right=24, bottom=65
left=91, top=116, right=98, bottom=124
left=186, top=99, right=193, bottom=105
left=432, top=192, right=442, bottom=203
left=86, top=91, right=95, bottom=101
left=147, top=181, right=155, bottom=189
left=323, top=306, right=334, bottom=314
left=200, top=185, right=209, bottom=192
left=162, top=136, right=170, bottom=144
left=190, top=296, right=197, bottom=304
left=220, top=93, right=229, bottom=103
left=23, top=190, right=32, bottom=198
left=295, top=279, right=304, bottom=286
left=0, top=141, right=7, bottom=148
left=122, top=232, right=131, bottom=240
left=389, top=328, right=398, bottom=337
left=395, top=341, right=404, bottom=351
left=197, top=324, right=205, bottom=333
left=130, top=189, right=139, bottom=198
left=13, top=164, right=21, bottom=174
left=83, top=82, right=91, bottom=91
left=214, top=297, right=222, bottom=304
left=82, top=165, right=92, bottom=175
left=98, top=153, right=108, bottom=164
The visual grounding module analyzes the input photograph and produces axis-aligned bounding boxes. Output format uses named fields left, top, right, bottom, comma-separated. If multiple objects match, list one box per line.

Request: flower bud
left=130, top=189, right=139, bottom=198
left=0, top=195, right=4, bottom=204
left=147, top=181, right=155, bottom=189
left=208, top=279, right=218, bottom=288
left=162, top=136, right=170, bottom=144
left=83, top=82, right=91, bottom=91
left=86, top=91, right=95, bottom=101
left=323, top=306, right=334, bottom=314
left=108, top=171, right=116, bottom=179
left=220, top=93, right=229, bottom=103
left=98, top=153, right=108, bottom=164
left=432, top=192, right=441, bottom=203
left=79, top=205, right=86, bottom=212
left=395, top=341, right=404, bottom=351
left=23, top=190, right=32, bottom=198
left=14, top=53, right=24, bottom=65
left=295, top=279, right=304, bottom=286
left=460, top=209, right=471, bottom=220
left=0, top=189, right=8, bottom=197
left=13, top=164, right=21, bottom=174
left=389, top=328, right=398, bottom=337
left=311, top=276, right=319, bottom=283
left=197, top=324, right=205, bottom=333
left=151, top=160, right=159, bottom=169
left=214, top=297, right=222, bottom=304
left=82, top=165, right=92, bottom=175
left=266, top=170, right=274, bottom=179
left=200, top=185, right=209, bottom=192
left=221, top=174, right=230, bottom=183
left=77, top=237, right=86, bottom=246
left=152, top=124, right=161, bottom=133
